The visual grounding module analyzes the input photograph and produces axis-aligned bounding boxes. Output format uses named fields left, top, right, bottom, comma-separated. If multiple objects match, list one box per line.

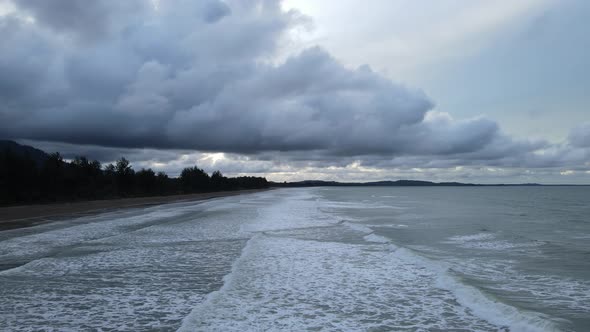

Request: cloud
left=200, top=0, right=231, bottom=23
left=13, top=0, right=148, bottom=41
left=1, top=0, right=588, bottom=183
left=569, top=123, right=590, bottom=148
left=282, top=0, right=555, bottom=77
left=1, top=1, right=529, bottom=157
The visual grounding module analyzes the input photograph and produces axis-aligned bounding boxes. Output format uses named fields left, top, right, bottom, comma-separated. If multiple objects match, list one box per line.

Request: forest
left=0, top=143, right=268, bottom=205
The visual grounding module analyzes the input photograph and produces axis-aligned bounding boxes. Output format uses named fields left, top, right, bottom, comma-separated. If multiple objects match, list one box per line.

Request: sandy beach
left=0, top=189, right=270, bottom=231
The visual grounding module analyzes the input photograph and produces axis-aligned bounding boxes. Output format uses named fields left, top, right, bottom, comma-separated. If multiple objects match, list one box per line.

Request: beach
left=0, top=189, right=270, bottom=231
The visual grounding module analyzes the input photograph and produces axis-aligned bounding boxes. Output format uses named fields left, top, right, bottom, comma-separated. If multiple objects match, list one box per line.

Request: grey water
left=0, top=187, right=588, bottom=331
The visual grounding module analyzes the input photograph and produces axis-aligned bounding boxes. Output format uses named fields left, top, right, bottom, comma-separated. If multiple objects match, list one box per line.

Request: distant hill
left=270, top=180, right=543, bottom=187
left=362, top=180, right=477, bottom=186
left=270, top=180, right=475, bottom=187
left=0, top=140, right=49, bottom=166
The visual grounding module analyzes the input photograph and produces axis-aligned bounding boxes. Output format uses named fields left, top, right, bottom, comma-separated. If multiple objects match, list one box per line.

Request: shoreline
left=0, top=188, right=270, bottom=231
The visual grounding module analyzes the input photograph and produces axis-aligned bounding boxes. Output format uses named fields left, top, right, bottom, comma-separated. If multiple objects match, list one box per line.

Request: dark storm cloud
left=0, top=0, right=581, bottom=172
left=17, top=139, right=185, bottom=163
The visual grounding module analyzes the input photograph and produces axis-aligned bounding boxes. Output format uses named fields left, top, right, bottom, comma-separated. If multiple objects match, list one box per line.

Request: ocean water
left=0, top=187, right=588, bottom=331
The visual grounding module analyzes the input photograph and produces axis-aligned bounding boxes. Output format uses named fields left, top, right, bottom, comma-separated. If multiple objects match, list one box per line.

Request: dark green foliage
left=230, top=176, right=269, bottom=189
left=136, top=168, right=157, bottom=195
left=180, top=166, right=210, bottom=193
left=0, top=149, right=39, bottom=202
left=0, top=146, right=268, bottom=205
left=115, top=158, right=135, bottom=196
left=211, top=170, right=228, bottom=190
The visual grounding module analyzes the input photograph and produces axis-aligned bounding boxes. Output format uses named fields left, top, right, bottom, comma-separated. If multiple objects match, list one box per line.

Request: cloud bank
left=1, top=0, right=589, bottom=182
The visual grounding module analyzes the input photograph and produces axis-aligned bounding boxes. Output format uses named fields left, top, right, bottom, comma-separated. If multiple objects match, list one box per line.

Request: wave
left=393, top=247, right=559, bottom=332
left=363, top=233, right=391, bottom=243
left=178, top=189, right=560, bottom=331
left=179, top=234, right=558, bottom=331
left=178, top=234, right=261, bottom=331
left=445, top=232, right=546, bottom=251
left=448, top=232, right=496, bottom=242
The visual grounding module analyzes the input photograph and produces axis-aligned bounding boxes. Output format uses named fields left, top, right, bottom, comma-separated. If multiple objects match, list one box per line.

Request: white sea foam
left=178, top=234, right=262, bottom=331
left=341, top=221, right=374, bottom=234
left=179, top=236, right=505, bottom=331
left=445, top=233, right=545, bottom=251
left=448, top=232, right=496, bottom=242
left=0, top=208, right=186, bottom=260
left=363, top=233, right=391, bottom=243
left=0, top=239, right=246, bottom=331
left=344, top=222, right=395, bottom=244
left=452, top=258, right=590, bottom=315
left=0, top=192, right=270, bottom=331
left=239, top=189, right=339, bottom=233
left=178, top=189, right=559, bottom=332
left=365, top=223, right=409, bottom=228
left=320, top=201, right=405, bottom=210
left=0, top=194, right=260, bottom=263
left=392, top=248, right=559, bottom=332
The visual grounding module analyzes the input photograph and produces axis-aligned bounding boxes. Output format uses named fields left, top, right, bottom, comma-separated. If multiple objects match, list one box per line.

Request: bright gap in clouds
left=281, top=0, right=554, bottom=77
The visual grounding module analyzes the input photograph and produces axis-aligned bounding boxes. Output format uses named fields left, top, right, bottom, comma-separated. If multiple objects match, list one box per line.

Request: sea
left=0, top=186, right=588, bottom=331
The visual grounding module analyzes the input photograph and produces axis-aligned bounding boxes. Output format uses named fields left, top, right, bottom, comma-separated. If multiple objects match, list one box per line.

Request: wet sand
left=0, top=189, right=270, bottom=231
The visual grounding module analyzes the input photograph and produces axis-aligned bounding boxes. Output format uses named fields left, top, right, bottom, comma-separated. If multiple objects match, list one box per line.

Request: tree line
left=0, top=149, right=268, bottom=205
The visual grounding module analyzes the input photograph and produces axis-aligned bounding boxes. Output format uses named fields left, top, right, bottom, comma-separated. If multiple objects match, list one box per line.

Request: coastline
left=0, top=188, right=271, bottom=231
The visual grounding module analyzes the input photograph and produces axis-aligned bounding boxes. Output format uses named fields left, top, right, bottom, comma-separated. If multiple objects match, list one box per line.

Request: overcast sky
left=1, top=0, right=589, bottom=183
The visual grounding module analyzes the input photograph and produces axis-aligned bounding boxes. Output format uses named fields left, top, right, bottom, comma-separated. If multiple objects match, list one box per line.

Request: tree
left=115, top=158, right=135, bottom=196
left=116, top=158, right=132, bottom=176
left=40, top=152, right=65, bottom=200
left=0, top=149, right=39, bottom=203
left=104, top=163, right=116, bottom=175
left=102, top=163, right=117, bottom=197
left=180, top=166, right=210, bottom=193
left=136, top=168, right=157, bottom=195
left=68, top=156, right=104, bottom=199
left=211, top=170, right=228, bottom=190
left=0, top=143, right=269, bottom=206
left=155, top=172, right=171, bottom=195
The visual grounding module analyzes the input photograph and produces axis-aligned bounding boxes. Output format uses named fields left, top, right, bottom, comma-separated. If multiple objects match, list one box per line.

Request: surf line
left=177, top=233, right=263, bottom=331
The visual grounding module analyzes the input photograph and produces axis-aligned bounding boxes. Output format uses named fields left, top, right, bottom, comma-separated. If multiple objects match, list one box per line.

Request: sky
left=0, top=0, right=588, bottom=184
